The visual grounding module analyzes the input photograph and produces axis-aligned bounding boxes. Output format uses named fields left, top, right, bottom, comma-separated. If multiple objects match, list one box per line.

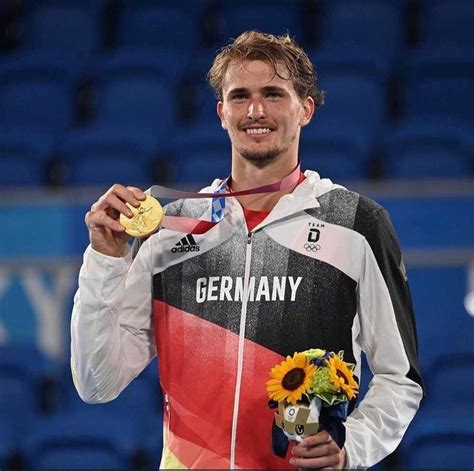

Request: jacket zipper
left=164, top=393, right=171, bottom=450
left=230, top=231, right=253, bottom=469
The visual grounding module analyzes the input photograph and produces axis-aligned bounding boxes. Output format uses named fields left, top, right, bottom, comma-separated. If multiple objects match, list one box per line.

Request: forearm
left=344, top=373, right=422, bottom=467
left=71, top=244, right=155, bottom=403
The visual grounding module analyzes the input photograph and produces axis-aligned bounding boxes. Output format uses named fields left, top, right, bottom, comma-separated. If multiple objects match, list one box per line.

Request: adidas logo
left=171, top=234, right=200, bottom=254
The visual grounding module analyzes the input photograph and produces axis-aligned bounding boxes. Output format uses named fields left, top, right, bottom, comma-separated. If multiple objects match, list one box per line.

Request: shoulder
left=311, top=183, right=386, bottom=236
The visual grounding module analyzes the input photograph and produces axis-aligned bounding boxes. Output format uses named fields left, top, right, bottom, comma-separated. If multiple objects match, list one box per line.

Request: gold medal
left=120, top=195, right=163, bottom=238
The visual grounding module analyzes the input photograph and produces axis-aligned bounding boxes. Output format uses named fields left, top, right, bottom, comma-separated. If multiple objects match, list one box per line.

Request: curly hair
left=207, top=30, right=325, bottom=106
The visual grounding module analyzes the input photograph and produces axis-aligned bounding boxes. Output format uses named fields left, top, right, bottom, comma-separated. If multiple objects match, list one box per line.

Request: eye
left=231, top=93, right=247, bottom=102
left=266, top=91, right=282, bottom=100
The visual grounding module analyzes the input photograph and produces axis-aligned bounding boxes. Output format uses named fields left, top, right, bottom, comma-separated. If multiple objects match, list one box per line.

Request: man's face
left=217, top=59, right=314, bottom=167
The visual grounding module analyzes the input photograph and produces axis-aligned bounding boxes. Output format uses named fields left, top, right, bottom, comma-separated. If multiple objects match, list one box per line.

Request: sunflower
left=328, top=356, right=359, bottom=400
left=266, top=352, right=316, bottom=404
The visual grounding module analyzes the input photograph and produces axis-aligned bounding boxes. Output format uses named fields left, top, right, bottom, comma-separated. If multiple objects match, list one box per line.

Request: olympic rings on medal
left=304, top=243, right=321, bottom=252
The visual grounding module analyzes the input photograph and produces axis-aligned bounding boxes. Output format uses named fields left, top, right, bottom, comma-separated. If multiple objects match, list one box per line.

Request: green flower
left=308, top=366, right=340, bottom=395
left=302, top=348, right=326, bottom=361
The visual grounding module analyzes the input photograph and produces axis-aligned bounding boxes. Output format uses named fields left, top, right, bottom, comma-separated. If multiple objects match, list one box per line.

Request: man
left=71, top=31, right=423, bottom=469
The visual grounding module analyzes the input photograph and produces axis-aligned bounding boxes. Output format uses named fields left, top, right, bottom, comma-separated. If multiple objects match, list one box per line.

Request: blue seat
left=402, top=46, right=474, bottom=125
left=22, top=0, right=106, bottom=56
left=170, top=123, right=231, bottom=186
left=66, top=156, right=154, bottom=187
left=0, top=158, right=45, bottom=187
left=0, top=126, right=54, bottom=186
left=426, top=353, right=474, bottom=407
left=300, top=120, right=375, bottom=180
left=0, top=52, right=80, bottom=133
left=313, top=71, right=386, bottom=133
left=218, top=0, right=303, bottom=43
left=320, top=0, right=405, bottom=65
left=419, top=0, right=474, bottom=48
left=310, top=43, right=393, bottom=80
left=89, top=51, right=179, bottom=135
left=58, top=125, right=160, bottom=186
left=383, top=120, right=473, bottom=178
left=0, top=423, right=13, bottom=468
left=0, top=343, right=53, bottom=441
left=401, top=416, right=474, bottom=468
left=22, top=412, right=140, bottom=469
left=0, top=128, right=53, bottom=162
left=407, top=267, right=474, bottom=372
left=117, top=1, right=201, bottom=50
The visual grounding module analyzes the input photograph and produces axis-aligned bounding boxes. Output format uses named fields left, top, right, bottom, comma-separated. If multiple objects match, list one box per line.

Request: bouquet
left=266, top=349, right=358, bottom=454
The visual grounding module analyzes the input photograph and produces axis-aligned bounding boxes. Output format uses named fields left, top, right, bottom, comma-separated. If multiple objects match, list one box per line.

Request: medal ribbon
left=150, top=163, right=301, bottom=234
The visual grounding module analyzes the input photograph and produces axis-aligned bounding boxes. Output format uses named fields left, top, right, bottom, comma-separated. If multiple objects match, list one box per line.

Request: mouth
left=242, top=127, right=274, bottom=138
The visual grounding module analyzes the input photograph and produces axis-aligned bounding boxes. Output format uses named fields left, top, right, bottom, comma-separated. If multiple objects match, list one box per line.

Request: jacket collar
left=202, top=170, right=345, bottom=232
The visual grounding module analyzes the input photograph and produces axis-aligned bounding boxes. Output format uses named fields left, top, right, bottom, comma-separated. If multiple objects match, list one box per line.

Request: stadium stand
left=382, top=119, right=474, bottom=178
left=418, top=0, right=474, bottom=48
left=319, top=0, right=407, bottom=66
left=21, top=0, right=106, bottom=56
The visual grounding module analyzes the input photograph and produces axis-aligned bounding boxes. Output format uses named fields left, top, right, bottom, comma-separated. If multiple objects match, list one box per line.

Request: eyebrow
left=226, top=85, right=287, bottom=99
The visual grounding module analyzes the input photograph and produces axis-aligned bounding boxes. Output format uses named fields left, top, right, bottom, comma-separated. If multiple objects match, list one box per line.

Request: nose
left=247, top=98, right=265, bottom=120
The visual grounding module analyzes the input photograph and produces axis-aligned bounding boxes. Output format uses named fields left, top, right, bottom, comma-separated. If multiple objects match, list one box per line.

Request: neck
left=230, top=152, right=299, bottom=211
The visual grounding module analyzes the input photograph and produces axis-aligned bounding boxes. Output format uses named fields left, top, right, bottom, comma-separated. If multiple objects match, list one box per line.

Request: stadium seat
left=21, top=0, right=106, bottom=55
left=88, top=51, right=179, bottom=135
left=401, top=416, right=474, bottom=468
left=0, top=344, right=54, bottom=441
left=218, top=0, right=303, bottom=43
left=312, top=71, right=386, bottom=133
left=170, top=123, right=231, bottom=186
left=58, top=126, right=160, bottom=186
left=0, top=128, right=54, bottom=186
left=383, top=120, right=473, bottom=178
left=0, top=52, right=81, bottom=133
left=419, top=0, right=474, bottom=48
left=426, top=353, right=474, bottom=408
left=117, top=1, right=201, bottom=50
left=22, top=412, right=140, bottom=469
left=300, top=120, right=375, bottom=180
left=310, top=43, right=393, bottom=80
left=0, top=423, right=13, bottom=468
left=0, top=158, right=46, bottom=186
left=407, top=267, right=474, bottom=372
left=401, top=46, right=474, bottom=125
left=319, top=0, right=406, bottom=65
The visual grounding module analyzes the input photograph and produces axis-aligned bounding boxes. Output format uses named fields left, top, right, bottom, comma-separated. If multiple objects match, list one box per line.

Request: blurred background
left=0, top=0, right=473, bottom=468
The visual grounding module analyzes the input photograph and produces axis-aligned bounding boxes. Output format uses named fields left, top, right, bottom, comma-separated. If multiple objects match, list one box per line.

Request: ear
left=217, top=101, right=227, bottom=130
left=299, top=96, right=315, bottom=128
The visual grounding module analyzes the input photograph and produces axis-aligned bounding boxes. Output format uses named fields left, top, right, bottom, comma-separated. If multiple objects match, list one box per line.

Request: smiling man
left=71, top=31, right=424, bottom=469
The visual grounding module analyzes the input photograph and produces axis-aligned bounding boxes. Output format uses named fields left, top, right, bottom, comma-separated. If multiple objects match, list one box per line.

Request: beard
left=233, top=130, right=298, bottom=169
left=238, top=146, right=282, bottom=168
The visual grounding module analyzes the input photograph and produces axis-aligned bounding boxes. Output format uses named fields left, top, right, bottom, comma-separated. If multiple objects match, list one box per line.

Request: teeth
left=246, top=128, right=271, bottom=135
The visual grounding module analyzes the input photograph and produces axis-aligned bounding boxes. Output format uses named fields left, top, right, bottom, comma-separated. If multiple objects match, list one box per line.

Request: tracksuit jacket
left=71, top=170, right=424, bottom=469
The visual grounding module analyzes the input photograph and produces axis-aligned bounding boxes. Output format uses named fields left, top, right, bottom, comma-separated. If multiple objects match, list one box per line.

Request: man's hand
left=290, top=430, right=346, bottom=469
left=85, top=184, right=146, bottom=257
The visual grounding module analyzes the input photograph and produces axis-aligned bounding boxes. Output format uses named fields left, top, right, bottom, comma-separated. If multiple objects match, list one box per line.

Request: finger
left=127, top=186, right=147, bottom=201
left=86, top=210, right=126, bottom=233
left=299, top=430, right=331, bottom=448
left=292, top=442, right=334, bottom=459
left=93, top=194, right=135, bottom=218
left=96, top=184, right=142, bottom=211
left=290, top=454, right=340, bottom=469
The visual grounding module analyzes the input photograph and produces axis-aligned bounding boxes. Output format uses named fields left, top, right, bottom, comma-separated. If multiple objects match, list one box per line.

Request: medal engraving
left=120, top=195, right=163, bottom=237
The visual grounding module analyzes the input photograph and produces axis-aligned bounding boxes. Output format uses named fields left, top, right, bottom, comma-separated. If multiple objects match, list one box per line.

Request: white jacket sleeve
left=70, top=241, right=156, bottom=403
left=344, top=208, right=424, bottom=468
